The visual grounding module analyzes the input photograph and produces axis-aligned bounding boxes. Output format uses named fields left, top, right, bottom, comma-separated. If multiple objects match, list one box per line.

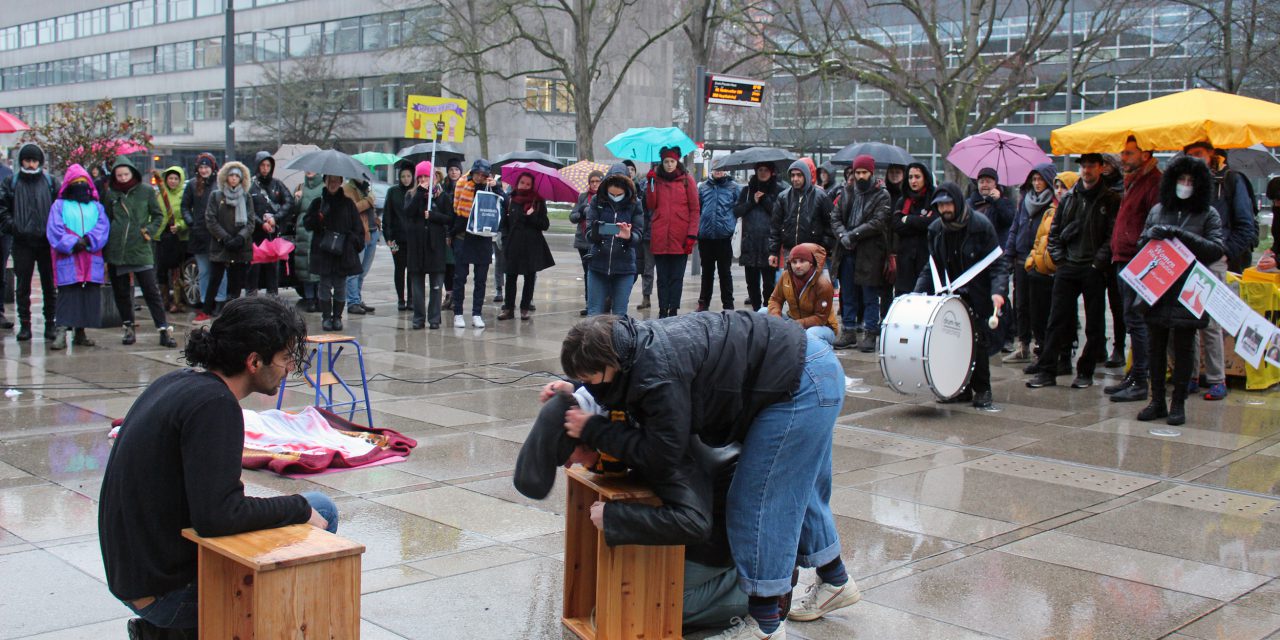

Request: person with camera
left=585, top=164, right=645, bottom=317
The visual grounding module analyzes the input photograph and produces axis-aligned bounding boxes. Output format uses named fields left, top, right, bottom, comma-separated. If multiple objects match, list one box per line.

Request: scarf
left=65, top=181, right=94, bottom=204
left=111, top=176, right=140, bottom=193
left=511, top=188, right=538, bottom=213
left=1023, top=187, right=1054, bottom=219
left=222, top=184, right=248, bottom=225
left=656, top=164, right=686, bottom=181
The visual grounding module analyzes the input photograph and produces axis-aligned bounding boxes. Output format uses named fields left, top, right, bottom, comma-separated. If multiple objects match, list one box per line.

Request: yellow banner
left=404, top=95, right=468, bottom=143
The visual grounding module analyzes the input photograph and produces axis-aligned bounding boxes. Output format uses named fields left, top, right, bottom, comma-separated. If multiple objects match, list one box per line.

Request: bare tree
left=250, top=55, right=362, bottom=147
left=1165, top=0, right=1280, bottom=96
left=507, top=0, right=689, bottom=158
left=736, top=0, right=1148, bottom=180
left=677, top=0, right=769, bottom=145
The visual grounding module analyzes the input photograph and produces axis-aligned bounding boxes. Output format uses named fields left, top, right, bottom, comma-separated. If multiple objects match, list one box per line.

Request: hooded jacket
left=1006, top=163, right=1058, bottom=258
left=289, top=174, right=325, bottom=284
left=890, top=162, right=936, bottom=294
left=102, top=157, right=163, bottom=267
left=1027, top=172, right=1077, bottom=275
left=500, top=174, right=555, bottom=276
left=0, top=143, right=60, bottom=246
left=577, top=312, right=808, bottom=473
left=304, top=181, right=365, bottom=277
left=1047, top=171, right=1119, bottom=270
left=767, top=242, right=838, bottom=332
left=1111, top=158, right=1162, bottom=264
left=967, top=183, right=1016, bottom=254
left=831, top=172, right=892, bottom=286
left=698, top=174, right=739, bottom=240
left=46, top=164, right=110, bottom=287
left=1140, top=156, right=1226, bottom=329
left=1210, top=165, right=1259, bottom=269
left=248, top=151, right=295, bottom=237
left=586, top=165, right=645, bottom=276
left=204, top=161, right=258, bottom=264
left=382, top=161, right=415, bottom=248
left=734, top=173, right=783, bottom=268
left=645, top=163, right=700, bottom=255
left=770, top=160, right=835, bottom=257
left=158, top=166, right=189, bottom=242
left=181, top=156, right=219, bottom=254
left=400, top=175, right=455, bottom=275
left=914, top=182, right=1010, bottom=351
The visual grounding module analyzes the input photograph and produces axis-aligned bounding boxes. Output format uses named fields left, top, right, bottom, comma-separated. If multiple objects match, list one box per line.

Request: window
left=37, top=19, right=55, bottom=45
left=256, top=29, right=286, bottom=62
left=234, top=33, right=255, bottom=63
left=0, top=27, right=17, bottom=51
left=205, top=89, right=223, bottom=120
left=80, top=9, right=107, bottom=37
left=195, top=0, right=220, bottom=16
left=525, top=77, right=574, bottom=113
left=19, top=23, right=35, bottom=48
left=166, top=0, right=193, bottom=22
left=108, top=4, right=130, bottom=31
left=133, top=0, right=156, bottom=27
left=289, top=24, right=322, bottom=57
left=108, top=51, right=130, bottom=78
left=325, top=18, right=360, bottom=54
left=195, top=37, right=222, bottom=68
left=361, top=14, right=386, bottom=51
left=57, top=15, right=77, bottom=40
left=130, top=47, right=155, bottom=76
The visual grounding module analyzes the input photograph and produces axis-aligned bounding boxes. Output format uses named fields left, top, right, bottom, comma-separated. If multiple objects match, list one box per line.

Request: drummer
left=913, top=182, right=1009, bottom=410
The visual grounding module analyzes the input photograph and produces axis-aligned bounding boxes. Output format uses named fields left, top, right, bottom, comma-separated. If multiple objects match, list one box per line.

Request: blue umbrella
left=605, top=127, right=697, bottom=162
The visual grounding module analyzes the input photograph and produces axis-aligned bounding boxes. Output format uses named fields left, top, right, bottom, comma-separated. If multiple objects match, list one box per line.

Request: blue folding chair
left=277, top=333, right=373, bottom=426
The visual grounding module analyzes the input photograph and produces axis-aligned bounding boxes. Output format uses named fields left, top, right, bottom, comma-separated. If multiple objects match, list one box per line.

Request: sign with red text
left=1120, top=238, right=1195, bottom=305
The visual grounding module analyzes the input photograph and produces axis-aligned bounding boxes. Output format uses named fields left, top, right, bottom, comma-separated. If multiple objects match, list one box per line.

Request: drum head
left=925, top=297, right=975, bottom=398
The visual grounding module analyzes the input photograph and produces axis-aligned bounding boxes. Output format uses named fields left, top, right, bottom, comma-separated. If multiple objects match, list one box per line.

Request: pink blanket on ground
left=241, top=406, right=417, bottom=475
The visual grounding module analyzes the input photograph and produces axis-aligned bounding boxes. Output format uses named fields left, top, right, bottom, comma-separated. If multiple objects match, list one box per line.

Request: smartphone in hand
left=599, top=222, right=620, bottom=236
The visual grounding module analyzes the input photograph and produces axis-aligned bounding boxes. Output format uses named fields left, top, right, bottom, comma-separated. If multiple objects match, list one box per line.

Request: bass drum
left=878, top=294, right=976, bottom=400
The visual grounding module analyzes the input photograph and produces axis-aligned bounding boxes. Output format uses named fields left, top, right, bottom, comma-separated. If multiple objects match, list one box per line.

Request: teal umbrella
left=605, top=127, right=697, bottom=162
left=352, top=151, right=401, bottom=168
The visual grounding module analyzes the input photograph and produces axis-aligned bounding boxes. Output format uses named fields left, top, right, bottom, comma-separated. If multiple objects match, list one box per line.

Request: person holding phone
left=585, top=164, right=645, bottom=316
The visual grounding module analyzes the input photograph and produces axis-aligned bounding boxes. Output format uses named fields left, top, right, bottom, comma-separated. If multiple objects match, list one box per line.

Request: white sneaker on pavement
left=453, top=315, right=466, bottom=329
left=787, top=580, right=861, bottom=621
left=472, top=315, right=486, bottom=329
left=705, top=616, right=786, bottom=639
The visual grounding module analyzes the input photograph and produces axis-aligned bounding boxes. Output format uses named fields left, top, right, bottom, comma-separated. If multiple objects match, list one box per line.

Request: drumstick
left=988, top=310, right=999, bottom=330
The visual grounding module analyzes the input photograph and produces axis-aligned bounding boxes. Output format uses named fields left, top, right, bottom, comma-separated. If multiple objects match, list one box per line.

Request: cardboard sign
left=1235, top=311, right=1277, bottom=369
left=404, top=95, right=468, bottom=143
left=1120, top=238, right=1195, bottom=305
left=1206, top=280, right=1251, bottom=336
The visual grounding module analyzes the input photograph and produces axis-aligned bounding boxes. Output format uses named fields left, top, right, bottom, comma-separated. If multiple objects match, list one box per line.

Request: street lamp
left=249, top=29, right=285, bottom=149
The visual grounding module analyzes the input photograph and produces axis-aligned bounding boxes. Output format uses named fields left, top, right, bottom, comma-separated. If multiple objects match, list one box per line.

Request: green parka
left=102, top=157, right=164, bottom=267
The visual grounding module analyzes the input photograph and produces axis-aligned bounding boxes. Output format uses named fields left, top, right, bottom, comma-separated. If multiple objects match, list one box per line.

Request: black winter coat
left=181, top=174, right=218, bottom=254
left=400, top=187, right=454, bottom=274
left=304, top=188, right=365, bottom=277
left=500, top=197, right=555, bottom=275
left=578, top=312, right=807, bottom=473
left=734, top=176, right=782, bottom=268
left=831, top=183, right=892, bottom=286
left=769, top=184, right=834, bottom=257
left=0, top=171, right=59, bottom=246
left=1140, top=156, right=1227, bottom=329
left=967, top=191, right=1015, bottom=253
left=586, top=174, right=645, bottom=276
left=1048, top=181, right=1119, bottom=269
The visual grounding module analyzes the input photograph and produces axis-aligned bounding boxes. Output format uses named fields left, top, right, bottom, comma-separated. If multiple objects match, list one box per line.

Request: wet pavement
left=2, top=235, right=1280, bottom=639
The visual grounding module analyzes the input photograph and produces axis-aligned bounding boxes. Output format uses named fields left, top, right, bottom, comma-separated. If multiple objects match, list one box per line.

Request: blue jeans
left=587, top=270, right=635, bottom=317
left=194, top=253, right=227, bottom=303
left=838, top=255, right=880, bottom=333
left=726, top=335, right=844, bottom=596
left=452, top=260, right=490, bottom=316
left=806, top=325, right=836, bottom=344
left=124, top=492, right=338, bottom=629
left=346, top=230, right=379, bottom=305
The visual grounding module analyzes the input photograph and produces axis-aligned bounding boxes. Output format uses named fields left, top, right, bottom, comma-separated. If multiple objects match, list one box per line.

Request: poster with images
left=1177, top=262, right=1217, bottom=318
left=1120, top=238, right=1195, bottom=305
left=1234, top=311, right=1277, bottom=369
left=1264, top=333, right=1280, bottom=369
left=1205, top=281, right=1251, bottom=336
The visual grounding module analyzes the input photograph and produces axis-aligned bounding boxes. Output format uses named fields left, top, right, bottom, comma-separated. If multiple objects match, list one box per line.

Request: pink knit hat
left=415, top=160, right=433, bottom=178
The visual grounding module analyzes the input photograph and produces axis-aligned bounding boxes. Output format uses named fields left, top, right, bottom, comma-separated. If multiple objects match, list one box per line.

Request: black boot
left=1111, top=376, right=1149, bottom=402
left=331, top=301, right=344, bottom=332
left=16, top=323, right=31, bottom=341
left=1167, top=386, right=1188, bottom=426
left=122, top=321, right=136, bottom=345
left=44, top=322, right=57, bottom=341
left=1136, top=384, right=1167, bottom=421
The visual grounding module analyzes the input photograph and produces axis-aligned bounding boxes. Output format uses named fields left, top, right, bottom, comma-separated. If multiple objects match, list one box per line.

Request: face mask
left=609, top=192, right=626, bottom=203
left=856, top=178, right=871, bottom=191
left=1176, top=183, right=1194, bottom=200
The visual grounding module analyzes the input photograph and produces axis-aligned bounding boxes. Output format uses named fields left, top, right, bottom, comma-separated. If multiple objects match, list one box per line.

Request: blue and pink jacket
left=46, top=164, right=110, bottom=287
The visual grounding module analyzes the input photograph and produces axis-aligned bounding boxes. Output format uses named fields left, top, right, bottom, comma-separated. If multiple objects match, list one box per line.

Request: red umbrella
left=0, top=110, right=30, bottom=134
left=500, top=161, right=581, bottom=203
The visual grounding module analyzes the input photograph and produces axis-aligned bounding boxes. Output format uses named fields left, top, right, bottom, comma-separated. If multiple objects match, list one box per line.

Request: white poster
left=1205, top=281, right=1250, bottom=336
left=1177, top=262, right=1217, bottom=319
left=1234, top=311, right=1277, bottom=369
left=1264, top=333, right=1280, bottom=369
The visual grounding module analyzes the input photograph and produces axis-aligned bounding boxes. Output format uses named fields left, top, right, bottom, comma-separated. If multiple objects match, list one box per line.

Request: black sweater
left=98, top=369, right=311, bottom=600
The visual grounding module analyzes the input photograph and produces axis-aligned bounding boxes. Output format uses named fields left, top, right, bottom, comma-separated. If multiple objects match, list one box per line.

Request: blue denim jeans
left=806, top=325, right=836, bottom=345
left=124, top=492, right=338, bottom=629
left=726, top=335, right=844, bottom=596
left=838, top=255, right=880, bottom=333
left=587, top=270, right=635, bottom=317
left=194, top=253, right=227, bottom=303
left=346, top=230, right=379, bottom=305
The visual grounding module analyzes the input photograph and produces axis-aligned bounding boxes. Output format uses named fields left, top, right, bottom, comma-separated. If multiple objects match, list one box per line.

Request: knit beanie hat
left=852, top=154, right=875, bottom=174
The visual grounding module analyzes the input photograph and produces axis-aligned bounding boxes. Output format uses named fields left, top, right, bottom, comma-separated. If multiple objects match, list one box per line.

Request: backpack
left=1222, top=169, right=1259, bottom=248
left=466, top=190, right=502, bottom=238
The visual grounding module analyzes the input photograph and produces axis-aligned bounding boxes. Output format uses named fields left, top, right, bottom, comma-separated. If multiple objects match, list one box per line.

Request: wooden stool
left=278, top=333, right=374, bottom=426
left=182, top=524, right=365, bottom=639
left=562, top=466, right=684, bottom=640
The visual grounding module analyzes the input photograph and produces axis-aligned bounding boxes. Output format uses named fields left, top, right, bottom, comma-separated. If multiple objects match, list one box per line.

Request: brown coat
left=768, top=242, right=839, bottom=333
left=1025, top=204, right=1057, bottom=275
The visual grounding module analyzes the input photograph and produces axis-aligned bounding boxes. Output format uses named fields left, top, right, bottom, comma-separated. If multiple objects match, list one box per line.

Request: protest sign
left=1121, top=238, right=1195, bottom=305
left=404, top=96, right=468, bottom=143
left=1205, top=280, right=1251, bottom=335
left=1235, top=311, right=1277, bottom=369
left=1177, top=262, right=1217, bottom=319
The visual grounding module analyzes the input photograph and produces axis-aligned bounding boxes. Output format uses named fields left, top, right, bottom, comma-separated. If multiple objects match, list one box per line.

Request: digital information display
left=706, top=75, right=766, bottom=107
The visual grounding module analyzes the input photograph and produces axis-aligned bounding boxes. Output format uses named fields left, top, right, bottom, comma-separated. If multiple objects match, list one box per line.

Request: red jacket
left=1111, top=163, right=1162, bottom=263
left=645, top=170, right=700, bottom=255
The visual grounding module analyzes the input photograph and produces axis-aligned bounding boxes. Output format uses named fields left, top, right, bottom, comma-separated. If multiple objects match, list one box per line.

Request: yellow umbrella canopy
left=1050, top=89, right=1280, bottom=154
left=558, top=160, right=612, bottom=193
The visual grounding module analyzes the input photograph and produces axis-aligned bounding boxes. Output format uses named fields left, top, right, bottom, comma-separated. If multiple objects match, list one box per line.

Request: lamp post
left=224, top=0, right=234, bottom=162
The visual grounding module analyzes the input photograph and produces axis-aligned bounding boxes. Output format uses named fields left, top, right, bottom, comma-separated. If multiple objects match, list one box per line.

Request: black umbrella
left=397, top=141, right=466, bottom=165
left=492, top=150, right=564, bottom=170
left=281, top=149, right=374, bottom=182
left=711, top=147, right=798, bottom=173
left=831, top=141, right=914, bottom=167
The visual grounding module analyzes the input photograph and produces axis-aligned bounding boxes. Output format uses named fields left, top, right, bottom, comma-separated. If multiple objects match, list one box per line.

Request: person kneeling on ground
left=98, top=296, right=338, bottom=639
left=767, top=242, right=839, bottom=344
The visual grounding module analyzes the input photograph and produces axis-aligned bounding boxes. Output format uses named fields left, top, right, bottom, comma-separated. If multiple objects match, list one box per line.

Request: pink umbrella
left=500, top=161, right=581, bottom=203
left=946, top=128, right=1052, bottom=186
left=253, top=237, right=295, bottom=265
left=0, top=110, right=30, bottom=134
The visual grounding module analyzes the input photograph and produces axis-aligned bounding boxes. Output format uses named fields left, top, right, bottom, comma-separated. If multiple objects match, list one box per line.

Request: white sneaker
left=705, top=616, right=786, bottom=639
left=787, top=580, right=861, bottom=621
left=453, top=315, right=466, bottom=329
left=471, top=315, right=486, bottom=329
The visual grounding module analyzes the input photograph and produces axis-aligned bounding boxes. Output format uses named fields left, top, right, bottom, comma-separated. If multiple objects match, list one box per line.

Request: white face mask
left=608, top=192, right=626, bottom=203
left=1176, top=183, right=1194, bottom=200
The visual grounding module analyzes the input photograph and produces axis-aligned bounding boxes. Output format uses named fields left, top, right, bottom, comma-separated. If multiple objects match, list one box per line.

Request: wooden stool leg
left=197, top=547, right=255, bottom=639
left=563, top=478, right=599, bottom=636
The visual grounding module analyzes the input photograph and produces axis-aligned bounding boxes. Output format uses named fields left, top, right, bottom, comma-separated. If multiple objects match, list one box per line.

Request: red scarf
left=511, top=188, right=539, bottom=213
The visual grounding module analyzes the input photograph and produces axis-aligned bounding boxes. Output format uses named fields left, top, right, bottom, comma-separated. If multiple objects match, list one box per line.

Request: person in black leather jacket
left=557, top=312, right=856, bottom=637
